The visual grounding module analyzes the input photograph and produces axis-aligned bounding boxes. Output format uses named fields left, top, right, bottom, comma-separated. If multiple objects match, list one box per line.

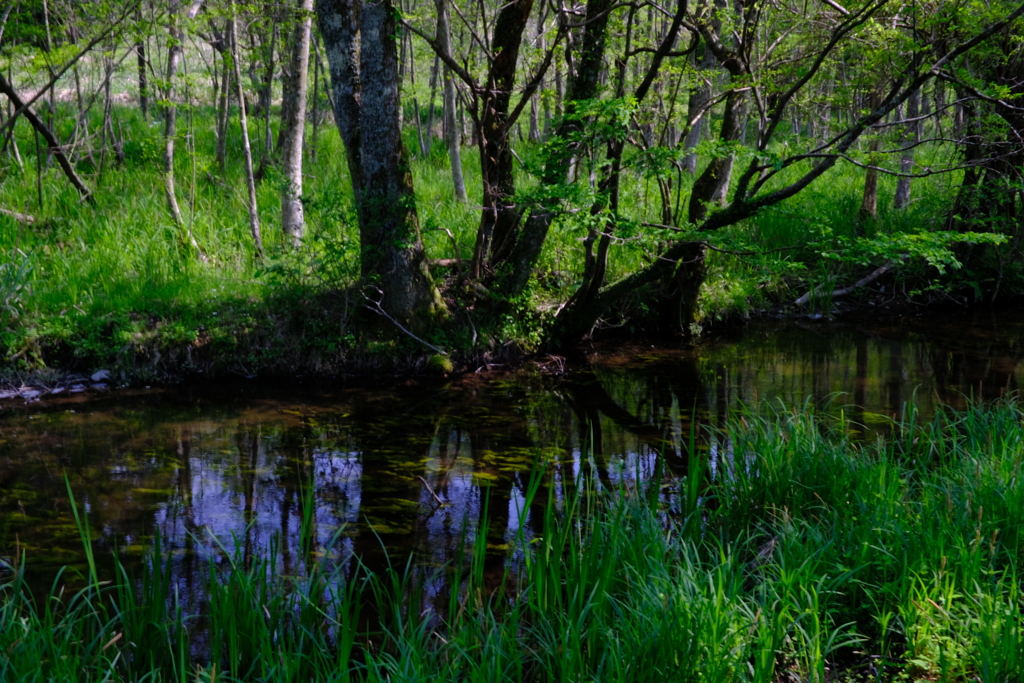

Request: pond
left=1, top=309, right=1022, bottom=598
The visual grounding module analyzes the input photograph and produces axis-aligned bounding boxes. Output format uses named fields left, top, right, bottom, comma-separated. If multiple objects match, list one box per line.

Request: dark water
left=1, top=310, right=1023, bottom=594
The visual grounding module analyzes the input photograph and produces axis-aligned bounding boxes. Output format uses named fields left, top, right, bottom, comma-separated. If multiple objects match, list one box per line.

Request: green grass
left=0, top=87, right=1016, bottom=377
left=4, top=398, right=1024, bottom=681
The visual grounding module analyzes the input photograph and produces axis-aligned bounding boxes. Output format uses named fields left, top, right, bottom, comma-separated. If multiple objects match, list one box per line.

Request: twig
left=0, top=207, right=34, bottom=223
left=363, top=289, right=449, bottom=356
left=417, top=476, right=446, bottom=507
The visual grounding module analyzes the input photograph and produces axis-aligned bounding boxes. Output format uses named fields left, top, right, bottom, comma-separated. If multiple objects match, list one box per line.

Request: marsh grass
left=3, top=398, right=1024, bottom=681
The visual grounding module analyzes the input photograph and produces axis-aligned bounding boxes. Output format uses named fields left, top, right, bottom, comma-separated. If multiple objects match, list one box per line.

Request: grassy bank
left=1, top=88, right=1017, bottom=384
left=3, top=399, right=1024, bottom=681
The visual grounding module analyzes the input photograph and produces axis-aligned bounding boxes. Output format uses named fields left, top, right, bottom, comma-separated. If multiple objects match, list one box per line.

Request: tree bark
left=859, top=137, right=880, bottom=220
left=500, top=0, right=614, bottom=299
left=435, top=0, right=466, bottom=202
left=214, top=19, right=232, bottom=172
left=317, top=0, right=446, bottom=328
left=230, top=5, right=264, bottom=258
left=471, top=0, right=535, bottom=279
left=318, top=0, right=363, bottom=200
left=136, top=7, right=149, bottom=120
left=688, top=86, right=747, bottom=223
left=280, top=0, right=314, bottom=247
left=682, top=47, right=715, bottom=175
left=163, top=0, right=206, bottom=254
left=893, top=87, right=920, bottom=210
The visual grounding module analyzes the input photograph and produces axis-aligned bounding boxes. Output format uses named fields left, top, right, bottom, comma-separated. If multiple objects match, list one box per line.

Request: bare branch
left=794, top=261, right=897, bottom=306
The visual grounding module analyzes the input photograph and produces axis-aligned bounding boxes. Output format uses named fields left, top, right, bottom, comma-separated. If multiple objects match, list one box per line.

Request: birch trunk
left=435, top=0, right=466, bottom=202
left=230, top=6, right=264, bottom=258
left=280, top=0, right=314, bottom=246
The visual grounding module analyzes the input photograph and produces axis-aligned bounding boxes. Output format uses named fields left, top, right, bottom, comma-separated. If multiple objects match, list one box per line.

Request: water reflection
left=2, top=312, right=1023, bottom=594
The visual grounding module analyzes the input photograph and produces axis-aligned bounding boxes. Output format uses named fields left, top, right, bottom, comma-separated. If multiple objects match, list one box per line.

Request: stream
left=1, top=309, right=1022, bottom=597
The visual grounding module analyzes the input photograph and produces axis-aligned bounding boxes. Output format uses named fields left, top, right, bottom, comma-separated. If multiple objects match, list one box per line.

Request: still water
left=1, top=310, right=1022, bottom=592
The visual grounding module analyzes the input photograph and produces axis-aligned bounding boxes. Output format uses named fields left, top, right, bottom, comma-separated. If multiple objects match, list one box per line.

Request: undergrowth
left=1, top=99, right=1020, bottom=381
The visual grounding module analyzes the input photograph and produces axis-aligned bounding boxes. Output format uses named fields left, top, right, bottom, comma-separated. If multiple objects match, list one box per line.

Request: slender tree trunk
left=501, top=0, right=614, bottom=299
left=860, top=138, right=880, bottom=219
left=164, top=6, right=185, bottom=228
left=215, top=20, right=232, bottom=172
left=280, top=0, right=314, bottom=247
left=263, top=17, right=277, bottom=159
left=311, top=36, right=325, bottom=162
left=894, top=87, right=920, bottom=210
left=407, top=32, right=428, bottom=157
left=231, top=6, right=264, bottom=258
left=41, top=0, right=60, bottom=167
left=435, top=0, right=466, bottom=202
left=137, top=8, right=149, bottom=119
left=97, top=45, right=114, bottom=183
left=425, top=53, right=439, bottom=154
left=163, top=0, right=205, bottom=256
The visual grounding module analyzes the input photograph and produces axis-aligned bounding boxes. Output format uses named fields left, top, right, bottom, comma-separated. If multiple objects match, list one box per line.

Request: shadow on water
left=1, top=310, right=1023, bottom=602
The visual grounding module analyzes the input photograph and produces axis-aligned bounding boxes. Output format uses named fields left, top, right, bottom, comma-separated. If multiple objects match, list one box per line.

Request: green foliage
left=0, top=249, right=31, bottom=326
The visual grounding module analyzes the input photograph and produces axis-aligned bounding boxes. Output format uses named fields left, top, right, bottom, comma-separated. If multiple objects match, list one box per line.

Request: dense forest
left=0, top=0, right=1022, bottom=379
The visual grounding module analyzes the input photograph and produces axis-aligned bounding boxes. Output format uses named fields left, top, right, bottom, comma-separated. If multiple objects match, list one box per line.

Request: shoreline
left=2, top=295, right=1015, bottom=407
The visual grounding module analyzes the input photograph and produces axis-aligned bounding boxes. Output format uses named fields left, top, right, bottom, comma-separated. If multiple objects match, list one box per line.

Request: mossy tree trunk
left=317, top=0, right=446, bottom=329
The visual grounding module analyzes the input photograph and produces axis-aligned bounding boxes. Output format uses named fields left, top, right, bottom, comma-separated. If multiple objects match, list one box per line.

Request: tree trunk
left=0, top=71, right=92, bottom=201
left=688, top=87, right=747, bottom=223
left=318, top=0, right=363, bottom=201
left=262, top=12, right=278, bottom=160
left=163, top=0, right=206, bottom=256
left=470, top=0, right=535, bottom=279
left=215, top=19, right=232, bottom=172
left=500, top=0, right=614, bottom=299
left=280, top=0, right=314, bottom=247
left=893, top=87, right=920, bottom=210
left=425, top=53, right=439, bottom=154
left=311, top=35, right=321, bottom=162
left=231, top=6, right=264, bottom=258
left=136, top=8, right=149, bottom=120
left=407, top=31, right=429, bottom=157
left=435, top=0, right=466, bottom=202
left=318, top=0, right=446, bottom=329
left=859, top=134, right=880, bottom=220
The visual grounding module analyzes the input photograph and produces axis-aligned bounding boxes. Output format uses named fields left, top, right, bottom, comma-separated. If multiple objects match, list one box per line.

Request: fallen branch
left=363, top=288, right=449, bottom=357
left=0, top=208, right=34, bottom=224
left=0, top=72, right=93, bottom=203
left=794, top=261, right=897, bottom=306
